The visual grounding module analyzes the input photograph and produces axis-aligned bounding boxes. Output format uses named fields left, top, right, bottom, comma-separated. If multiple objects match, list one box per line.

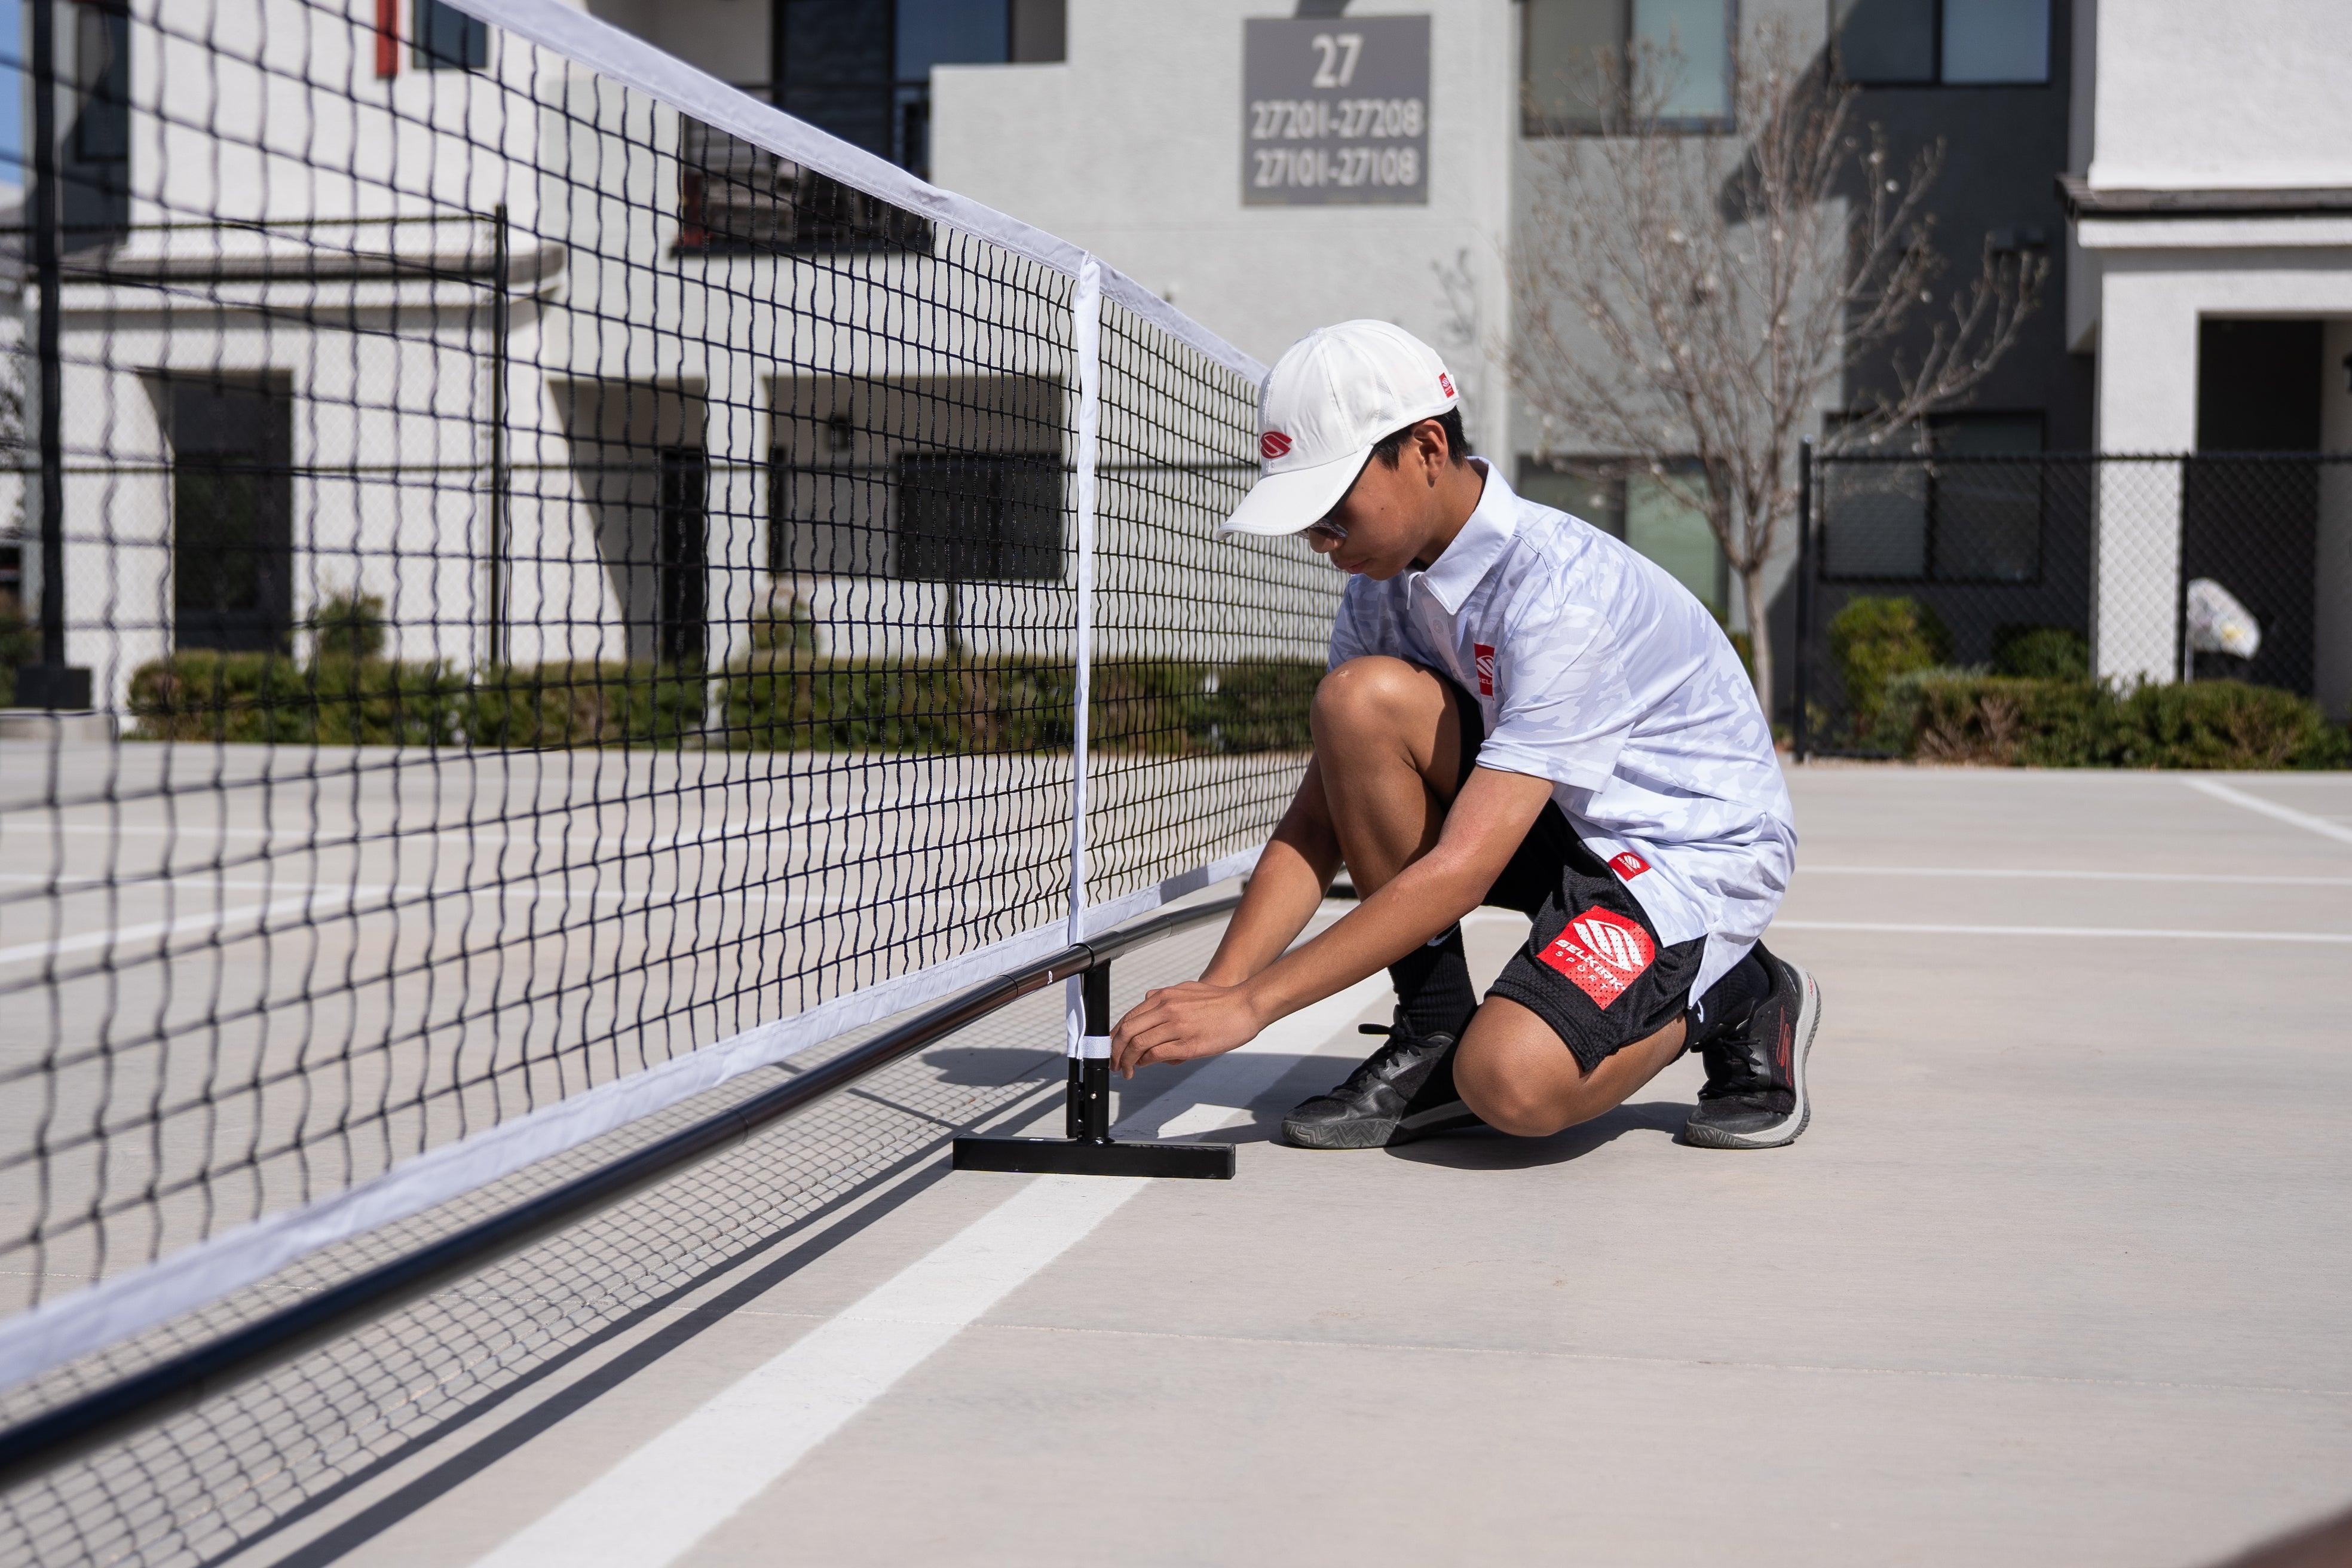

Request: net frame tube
left=0, top=896, right=1241, bottom=1494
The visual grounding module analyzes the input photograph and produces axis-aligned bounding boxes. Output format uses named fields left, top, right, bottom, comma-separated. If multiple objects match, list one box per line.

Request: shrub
left=128, top=649, right=464, bottom=746
left=305, top=590, right=389, bottom=664
left=718, top=655, right=1321, bottom=755
left=466, top=662, right=710, bottom=749
left=1900, top=672, right=2347, bottom=770
left=1829, top=596, right=1950, bottom=751
left=1991, top=623, right=2090, bottom=681
left=721, top=655, right=1074, bottom=754
left=0, top=590, right=30, bottom=706
left=2115, top=680, right=2350, bottom=770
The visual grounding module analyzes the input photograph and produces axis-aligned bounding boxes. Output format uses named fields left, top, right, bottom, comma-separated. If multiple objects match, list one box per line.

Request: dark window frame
left=1515, top=452, right=1731, bottom=615
left=890, top=449, right=1064, bottom=584
left=656, top=448, right=709, bottom=668
left=1828, top=0, right=2053, bottom=89
left=166, top=375, right=296, bottom=655
left=413, top=0, right=489, bottom=72
left=1819, top=411, right=2050, bottom=586
left=1520, top=0, right=1741, bottom=139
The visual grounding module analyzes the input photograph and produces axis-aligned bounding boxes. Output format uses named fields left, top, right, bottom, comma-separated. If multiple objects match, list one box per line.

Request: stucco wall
left=2082, top=0, right=2352, bottom=192
left=928, top=0, right=1515, bottom=454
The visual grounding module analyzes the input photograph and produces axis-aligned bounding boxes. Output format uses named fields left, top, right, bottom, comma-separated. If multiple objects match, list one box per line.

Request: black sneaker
left=1684, top=945, right=1820, bottom=1150
left=1281, top=1021, right=1483, bottom=1149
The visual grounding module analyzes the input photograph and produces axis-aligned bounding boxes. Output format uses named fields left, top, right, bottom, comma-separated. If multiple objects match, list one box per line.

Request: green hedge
left=129, top=651, right=468, bottom=746
left=127, top=650, right=1321, bottom=754
left=1903, top=671, right=2349, bottom=770
left=718, top=656, right=1321, bottom=755
left=467, top=662, right=710, bottom=748
left=1829, top=596, right=1951, bottom=752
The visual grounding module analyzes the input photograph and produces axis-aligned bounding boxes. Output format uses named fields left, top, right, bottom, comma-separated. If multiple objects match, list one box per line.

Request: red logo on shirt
left=1536, top=908, right=1656, bottom=1009
left=1473, top=643, right=1495, bottom=696
left=1609, top=850, right=1650, bottom=880
left=1438, top=372, right=1456, bottom=398
left=1260, top=431, right=1292, bottom=461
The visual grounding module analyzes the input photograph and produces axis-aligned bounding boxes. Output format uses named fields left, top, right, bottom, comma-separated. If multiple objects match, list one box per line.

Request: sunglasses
left=1303, top=515, right=1349, bottom=546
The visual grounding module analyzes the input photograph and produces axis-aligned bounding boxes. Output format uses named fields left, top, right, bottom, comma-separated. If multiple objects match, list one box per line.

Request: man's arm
left=1196, top=757, right=1343, bottom=987
left=1110, top=765, right=1555, bottom=1077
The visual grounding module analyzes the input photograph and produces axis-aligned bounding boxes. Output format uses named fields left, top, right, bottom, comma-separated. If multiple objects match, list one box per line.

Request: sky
left=1, top=2, right=20, bottom=189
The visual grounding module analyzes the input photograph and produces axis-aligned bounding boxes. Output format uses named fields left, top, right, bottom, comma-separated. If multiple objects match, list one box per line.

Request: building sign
left=1242, top=16, right=1429, bottom=207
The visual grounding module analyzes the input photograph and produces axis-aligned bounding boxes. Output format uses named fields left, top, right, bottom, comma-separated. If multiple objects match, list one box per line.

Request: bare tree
left=1510, top=19, right=2044, bottom=710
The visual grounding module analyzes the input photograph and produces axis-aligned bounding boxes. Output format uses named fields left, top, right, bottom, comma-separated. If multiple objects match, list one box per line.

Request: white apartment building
left=20, top=0, right=2352, bottom=715
left=2062, top=0, right=2352, bottom=709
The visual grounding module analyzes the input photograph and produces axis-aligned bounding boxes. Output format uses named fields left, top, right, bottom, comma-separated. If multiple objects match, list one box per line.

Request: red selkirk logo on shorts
left=1472, top=643, right=1495, bottom=696
left=1609, top=850, right=1649, bottom=880
left=1536, top=908, right=1655, bottom=1009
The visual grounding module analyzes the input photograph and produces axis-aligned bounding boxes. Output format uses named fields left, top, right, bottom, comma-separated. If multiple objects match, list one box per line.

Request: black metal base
left=951, top=1135, right=1233, bottom=1180
left=14, top=663, right=92, bottom=710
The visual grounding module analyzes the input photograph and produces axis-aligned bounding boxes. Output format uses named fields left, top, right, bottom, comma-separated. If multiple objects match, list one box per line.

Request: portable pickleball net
left=0, top=1, right=1340, bottom=1557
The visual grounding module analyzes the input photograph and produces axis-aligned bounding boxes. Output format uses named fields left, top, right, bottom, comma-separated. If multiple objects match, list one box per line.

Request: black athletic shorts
left=1443, top=675, right=1708, bottom=1073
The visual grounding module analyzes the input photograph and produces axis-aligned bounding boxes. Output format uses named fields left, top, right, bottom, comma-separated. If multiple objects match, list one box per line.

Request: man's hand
left=1109, top=981, right=1266, bottom=1079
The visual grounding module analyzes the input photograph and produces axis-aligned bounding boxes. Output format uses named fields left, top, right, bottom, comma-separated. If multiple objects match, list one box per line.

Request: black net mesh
left=0, top=0, right=1333, bottom=1534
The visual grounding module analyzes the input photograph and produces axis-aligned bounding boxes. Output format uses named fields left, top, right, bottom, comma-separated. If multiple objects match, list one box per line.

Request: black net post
left=1065, top=964, right=1113, bottom=1142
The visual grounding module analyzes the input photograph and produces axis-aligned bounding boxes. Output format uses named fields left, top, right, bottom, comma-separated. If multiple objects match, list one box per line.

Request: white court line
left=0, top=895, right=324, bottom=967
left=0, top=875, right=1024, bottom=966
left=1773, top=919, right=2352, bottom=943
left=2183, top=778, right=2352, bottom=849
left=1799, top=864, right=2352, bottom=888
left=470, top=971, right=1389, bottom=1568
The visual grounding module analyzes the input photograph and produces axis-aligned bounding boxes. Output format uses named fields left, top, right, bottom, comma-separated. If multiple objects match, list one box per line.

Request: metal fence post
left=1793, top=436, right=1814, bottom=763
left=20, top=0, right=91, bottom=711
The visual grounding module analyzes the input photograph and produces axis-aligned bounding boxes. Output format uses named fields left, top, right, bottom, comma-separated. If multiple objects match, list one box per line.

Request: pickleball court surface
left=189, top=767, right=2352, bottom=1566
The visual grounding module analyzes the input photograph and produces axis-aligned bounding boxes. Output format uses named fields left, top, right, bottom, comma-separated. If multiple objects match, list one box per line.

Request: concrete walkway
left=238, top=769, right=2352, bottom=1568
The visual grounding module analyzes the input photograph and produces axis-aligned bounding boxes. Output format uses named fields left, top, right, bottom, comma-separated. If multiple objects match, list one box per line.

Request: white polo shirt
left=1327, top=459, right=1796, bottom=1002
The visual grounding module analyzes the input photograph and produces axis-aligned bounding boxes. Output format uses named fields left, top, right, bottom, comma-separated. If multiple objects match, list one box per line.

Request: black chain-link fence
left=1795, top=451, right=2352, bottom=759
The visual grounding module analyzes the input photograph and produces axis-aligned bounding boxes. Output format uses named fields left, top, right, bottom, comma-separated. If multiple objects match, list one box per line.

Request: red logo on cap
left=1438, top=373, right=1455, bottom=397
left=1260, top=431, right=1293, bottom=461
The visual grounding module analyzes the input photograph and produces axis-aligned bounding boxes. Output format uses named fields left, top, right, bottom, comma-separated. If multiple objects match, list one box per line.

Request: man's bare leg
left=1453, top=998, right=1686, bottom=1138
left=1307, top=654, right=1463, bottom=896
left=1307, top=654, right=1689, bottom=1143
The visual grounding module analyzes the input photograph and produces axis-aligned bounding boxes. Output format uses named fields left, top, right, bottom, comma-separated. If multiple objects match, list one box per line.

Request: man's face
left=1301, top=439, right=1442, bottom=579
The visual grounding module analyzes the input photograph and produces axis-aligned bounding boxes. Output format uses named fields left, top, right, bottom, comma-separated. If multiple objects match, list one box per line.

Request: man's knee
left=1454, top=1032, right=1579, bottom=1138
left=1311, top=656, right=1437, bottom=747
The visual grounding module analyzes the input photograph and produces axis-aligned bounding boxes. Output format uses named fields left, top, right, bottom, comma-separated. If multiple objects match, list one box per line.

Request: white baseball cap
left=1219, top=319, right=1460, bottom=538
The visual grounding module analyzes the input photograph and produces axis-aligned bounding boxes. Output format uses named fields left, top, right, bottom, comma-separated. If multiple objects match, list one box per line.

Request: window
left=1832, top=0, right=2049, bottom=87
left=1517, top=457, right=1728, bottom=617
left=414, top=0, right=487, bottom=71
left=656, top=449, right=708, bottom=667
left=172, top=380, right=293, bottom=653
left=892, top=452, right=1061, bottom=583
left=64, top=2, right=130, bottom=249
left=1821, top=413, right=2044, bottom=584
left=1523, top=0, right=1735, bottom=136
left=774, top=0, right=1039, bottom=179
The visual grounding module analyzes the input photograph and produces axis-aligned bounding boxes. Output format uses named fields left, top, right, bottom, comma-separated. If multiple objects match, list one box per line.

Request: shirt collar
left=1416, top=457, right=1520, bottom=615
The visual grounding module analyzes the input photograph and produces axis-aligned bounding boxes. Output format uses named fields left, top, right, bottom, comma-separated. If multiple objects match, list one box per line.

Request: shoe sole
left=1684, top=963, right=1820, bottom=1150
left=1281, top=1116, right=1397, bottom=1150
left=1282, top=1098, right=1481, bottom=1150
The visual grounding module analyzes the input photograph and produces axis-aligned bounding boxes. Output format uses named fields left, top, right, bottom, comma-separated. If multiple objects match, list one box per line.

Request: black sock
left=1687, top=949, right=1771, bottom=1049
left=1388, top=924, right=1477, bottom=1041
